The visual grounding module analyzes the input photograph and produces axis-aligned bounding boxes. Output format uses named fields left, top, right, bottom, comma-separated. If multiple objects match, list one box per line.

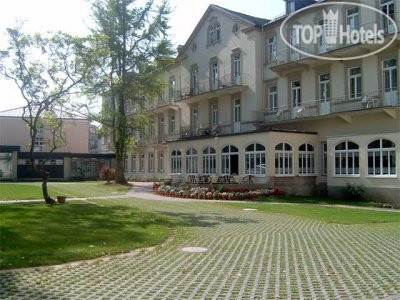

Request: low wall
left=269, top=176, right=317, bottom=197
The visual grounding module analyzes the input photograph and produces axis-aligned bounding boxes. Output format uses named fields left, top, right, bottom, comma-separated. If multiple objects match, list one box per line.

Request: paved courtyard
left=1, top=194, right=399, bottom=299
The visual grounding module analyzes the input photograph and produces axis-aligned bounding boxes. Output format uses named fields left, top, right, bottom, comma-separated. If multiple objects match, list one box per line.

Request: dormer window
left=233, top=23, right=240, bottom=35
left=288, top=1, right=296, bottom=13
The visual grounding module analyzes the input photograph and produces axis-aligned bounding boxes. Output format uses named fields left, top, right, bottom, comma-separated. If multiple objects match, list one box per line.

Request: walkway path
left=2, top=182, right=398, bottom=213
left=0, top=185, right=399, bottom=299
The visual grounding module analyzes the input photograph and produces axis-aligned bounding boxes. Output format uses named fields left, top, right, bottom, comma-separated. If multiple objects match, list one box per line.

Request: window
left=140, top=153, right=145, bottom=172
left=383, top=59, right=398, bottom=92
left=215, top=23, right=221, bottom=42
left=148, top=153, right=154, bottom=172
left=208, top=22, right=221, bottom=45
left=322, top=143, right=327, bottom=176
left=125, top=156, right=128, bottom=172
left=319, top=74, right=331, bottom=101
left=169, top=114, right=175, bottom=133
left=221, top=145, right=239, bottom=175
left=191, top=43, right=197, bottom=53
left=318, top=19, right=327, bottom=53
left=268, top=86, right=278, bottom=111
left=131, top=154, right=137, bottom=172
left=191, top=66, right=198, bottom=94
left=245, top=143, right=266, bottom=175
left=349, top=67, right=362, bottom=99
left=169, top=77, right=176, bottom=100
left=191, top=107, right=199, bottom=132
left=368, top=139, right=396, bottom=176
left=334, top=141, right=360, bottom=176
left=267, top=36, right=277, bottom=62
left=288, top=1, right=296, bottom=13
left=299, top=144, right=315, bottom=175
left=232, top=52, right=241, bottom=83
left=290, top=28, right=300, bottom=60
left=232, top=23, right=240, bottom=35
left=291, top=80, right=301, bottom=107
left=211, top=103, right=218, bottom=127
left=158, top=115, right=165, bottom=137
left=211, top=61, right=219, bottom=90
left=381, top=0, right=395, bottom=33
left=275, top=142, right=293, bottom=175
left=202, top=147, right=216, bottom=175
left=34, top=127, right=44, bottom=152
left=186, top=148, right=198, bottom=174
left=346, top=7, right=360, bottom=32
left=158, top=151, right=164, bottom=172
left=171, top=150, right=182, bottom=174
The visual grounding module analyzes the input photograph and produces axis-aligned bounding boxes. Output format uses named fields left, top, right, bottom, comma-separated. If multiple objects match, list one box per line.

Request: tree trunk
left=114, top=157, right=126, bottom=184
left=42, top=171, right=56, bottom=205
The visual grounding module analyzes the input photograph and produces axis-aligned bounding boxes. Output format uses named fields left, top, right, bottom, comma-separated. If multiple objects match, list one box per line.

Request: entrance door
left=383, top=58, right=398, bottom=106
left=319, top=74, right=331, bottom=115
left=233, top=99, right=241, bottom=133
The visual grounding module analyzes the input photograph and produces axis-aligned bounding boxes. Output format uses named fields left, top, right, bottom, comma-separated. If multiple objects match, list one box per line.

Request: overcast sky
left=0, top=0, right=285, bottom=112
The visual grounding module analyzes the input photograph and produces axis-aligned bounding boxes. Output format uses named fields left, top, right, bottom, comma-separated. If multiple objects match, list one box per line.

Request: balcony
left=136, top=132, right=180, bottom=146
left=268, top=15, right=400, bottom=72
left=255, top=89, right=400, bottom=124
left=178, top=73, right=248, bottom=103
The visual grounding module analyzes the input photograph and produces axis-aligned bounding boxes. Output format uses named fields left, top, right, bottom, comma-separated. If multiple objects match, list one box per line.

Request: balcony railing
left=179, top=73, right=247, bottom=101
left=256, top=89, right=400, bottom=124
left=268, top=15, right=400, bottom=67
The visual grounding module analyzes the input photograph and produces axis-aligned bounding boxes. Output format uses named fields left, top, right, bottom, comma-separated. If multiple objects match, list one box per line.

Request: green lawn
left=0, top=182, right=131, bottom=200
left=255, top=195, right=388, bottom=208
left=0, top=201, right=178, bottom=270
left=226, top=202, right=400, bottom=225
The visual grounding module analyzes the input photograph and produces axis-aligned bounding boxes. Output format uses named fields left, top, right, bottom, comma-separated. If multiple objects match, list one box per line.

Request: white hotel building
left=113, top=0, right=400, bottom=206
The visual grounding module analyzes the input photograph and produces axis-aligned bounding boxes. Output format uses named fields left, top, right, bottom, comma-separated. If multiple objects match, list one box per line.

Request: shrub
left=343, top=183, right=366, bottom=201
left=99, top=167, right=115, bottom=183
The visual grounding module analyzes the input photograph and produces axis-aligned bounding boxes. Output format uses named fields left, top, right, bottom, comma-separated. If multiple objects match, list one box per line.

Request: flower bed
left=153, top=183, right=284, bottom=201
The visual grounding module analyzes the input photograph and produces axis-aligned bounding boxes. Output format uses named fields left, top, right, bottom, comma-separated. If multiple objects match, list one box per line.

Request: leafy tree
left=82, top=0, right=175, bottom=184
left=0, top=26, right=90, bottom=204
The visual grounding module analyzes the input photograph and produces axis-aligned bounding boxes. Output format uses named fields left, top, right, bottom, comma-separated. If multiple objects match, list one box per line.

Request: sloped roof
left=211, top=5, right=269, bottom=28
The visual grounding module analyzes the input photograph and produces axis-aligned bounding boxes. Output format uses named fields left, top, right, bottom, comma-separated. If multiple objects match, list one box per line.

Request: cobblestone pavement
left=1, top=197, right=399, bottom=299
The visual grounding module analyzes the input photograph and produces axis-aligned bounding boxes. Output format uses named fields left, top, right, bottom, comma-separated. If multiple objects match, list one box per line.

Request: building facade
left=0, top=108, right=114, bottom=181
left=123, top=1, right=400, bottom=206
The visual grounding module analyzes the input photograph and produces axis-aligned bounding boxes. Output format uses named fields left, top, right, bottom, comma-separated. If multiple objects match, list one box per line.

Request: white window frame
left=348, top=67, right=362, bottom=99
left=191, top=107, right=199, bottom=132
left=298, top=144, right=315, bottom=175
left=139, top=153, right=145, bottom=172
left=148, top=153, right=154, bottom=172
left=245, top=143, right=266, bottom=176
left=383, top=58, right=398, bottom=92
left=268, top=85, right=278, bottom=111
left=319, top=73, right=331, bottom=101
left=211, top=103, right=219, bottom=127
left=221, top=145, right=239, bottom=175
left=267, top=36, right=277, bottom=63
left=202, top=147, right=216, bottom=175
left=346, top=7, right=360, bottom=32
left=291, top=80, right=301, bottom=107
left=367, top=139, right=397, bottom=177
left=169, top=114, right=175, bottom=133
left=169, top=77, right=176, bottom=101
left=171, top=150, right=182, bottom=174
left=186, top=148, right=198, bottom=175
left=275, top=142, right=293, bottom=176
left=334, top=141, right=360, bottom=177
left=290, top=28, right=300, bottom=61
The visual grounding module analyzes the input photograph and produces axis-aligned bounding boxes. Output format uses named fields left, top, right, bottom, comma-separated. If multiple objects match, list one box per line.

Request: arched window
left=299, top=144, right=315, bottom=175
left=334, top=141, right=359, bottom=175
left=208, top=25, right=215, bottom=44
left=245, top=143, right=266, bottom=175
left=368, top=139, right=396, bottom=176
left=202, top=147, right=216, bottom=175
left=275, top=142, right=293, bottom=175
left=215, top=23, right=221, bottom=42
left=221, top=145, right=239, bottom=175
left=171, top=150, right=182, bottom=174
left=186, top=148, right=198, bottom=174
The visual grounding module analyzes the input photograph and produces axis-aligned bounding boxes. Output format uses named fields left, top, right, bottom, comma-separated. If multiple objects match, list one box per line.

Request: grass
left=226, top=202, right=400, bottom=225
left=255, top=195, right=389, bottom=208
left=0, top=201, right=179, bottom=270
left=0, top=182, right=131, bottom=200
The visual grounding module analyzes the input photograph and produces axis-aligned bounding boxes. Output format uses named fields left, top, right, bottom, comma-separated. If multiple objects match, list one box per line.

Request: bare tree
left=0, top=26, right=90, bottom=204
